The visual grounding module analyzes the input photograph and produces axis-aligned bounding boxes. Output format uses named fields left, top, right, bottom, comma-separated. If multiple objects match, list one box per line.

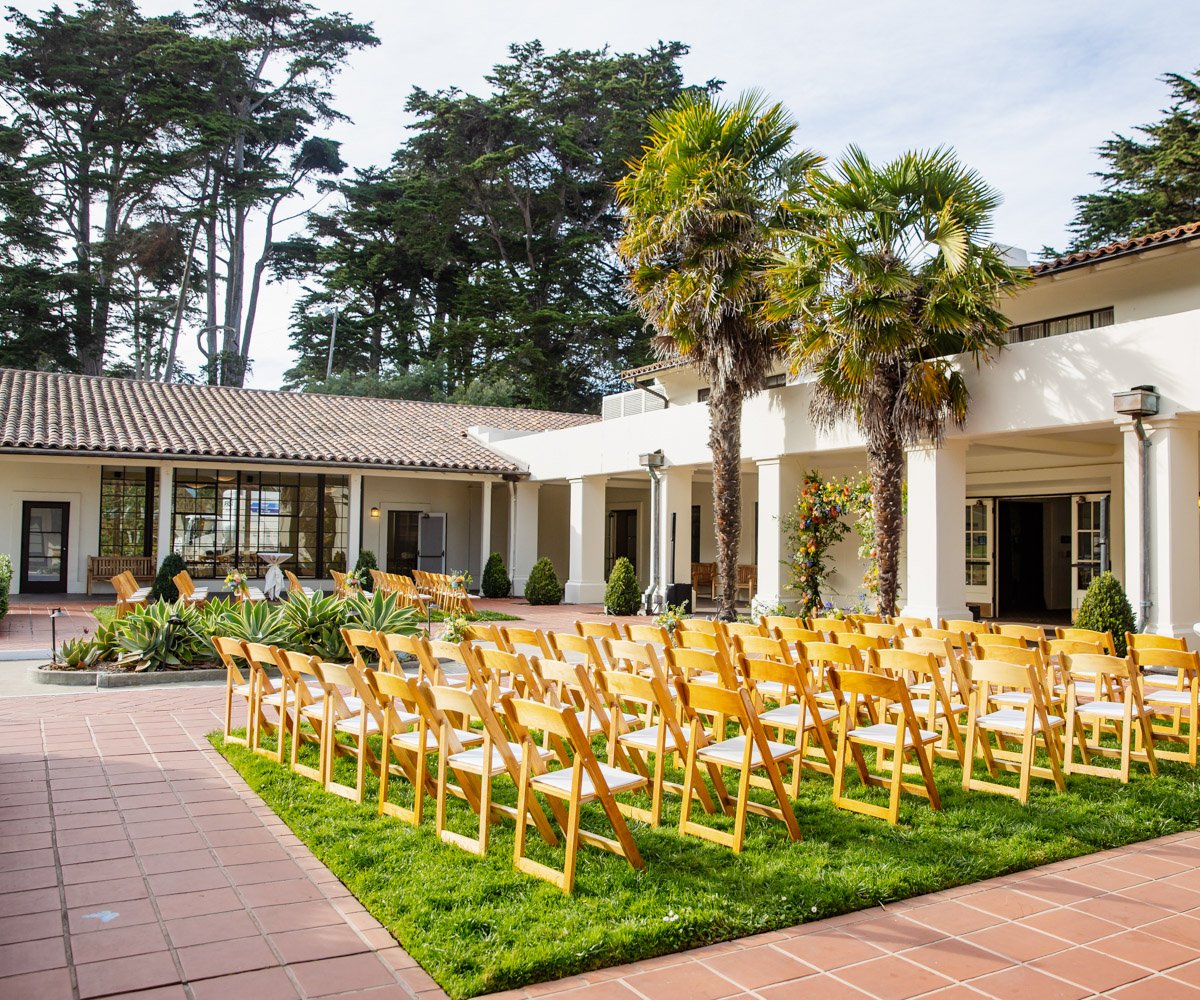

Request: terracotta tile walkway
left=4, top=632, right=1200, bottom=999
left=0, top=597, right=104, bottom=652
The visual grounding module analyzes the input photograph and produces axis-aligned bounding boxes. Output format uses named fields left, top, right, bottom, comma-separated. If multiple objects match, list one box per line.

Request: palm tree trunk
left=868, top=426, right=904, bottom=616
left=708, top=376, right=744, bottom=621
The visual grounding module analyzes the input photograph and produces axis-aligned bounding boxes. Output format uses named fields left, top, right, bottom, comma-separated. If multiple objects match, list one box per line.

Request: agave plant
left=279, top=591, right=349, bottom=661
left=202, top=597, right=288, bottom=645
left=115, top=601, right=208, bottom=672
left=58, top=636, right=101, bottom=669
left=345, top=591, right=420, bottom=637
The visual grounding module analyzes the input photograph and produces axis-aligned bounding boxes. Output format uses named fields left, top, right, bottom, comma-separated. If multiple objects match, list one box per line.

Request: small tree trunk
left=708, top=375, right=744, bottom=621
left=868, top=426, right=905, bottom=617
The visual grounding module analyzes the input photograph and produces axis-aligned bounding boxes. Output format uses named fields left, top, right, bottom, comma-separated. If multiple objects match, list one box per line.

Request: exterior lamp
left=369, top=506, right=380, bottom=519
left=1113, top=385, right=1160, bottom=628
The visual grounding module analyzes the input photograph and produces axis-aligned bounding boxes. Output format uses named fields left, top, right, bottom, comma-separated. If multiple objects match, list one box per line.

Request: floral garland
left=783, top=471, right=873, bottom=616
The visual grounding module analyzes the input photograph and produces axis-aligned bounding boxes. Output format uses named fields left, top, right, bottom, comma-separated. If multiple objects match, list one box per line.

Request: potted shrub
left=481, top=552, right=511, bottom=598
left=604, top=557, right=641, bottom=616
left=1075, top=571, right=1136, bottom=655
left=524, top=557, right=563, bottom=606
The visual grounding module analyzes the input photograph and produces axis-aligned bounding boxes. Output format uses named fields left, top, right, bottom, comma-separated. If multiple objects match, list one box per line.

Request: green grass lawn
left=429, top=608, right=521, bottom=623
left=213, top=728, right=1200, bottom=999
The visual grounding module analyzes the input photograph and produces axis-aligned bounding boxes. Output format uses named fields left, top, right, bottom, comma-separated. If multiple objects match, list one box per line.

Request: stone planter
left=29, top=664, right=226, bottom=688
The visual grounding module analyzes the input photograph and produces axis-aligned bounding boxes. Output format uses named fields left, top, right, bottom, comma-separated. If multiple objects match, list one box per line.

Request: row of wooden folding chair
left=111, top=571, right=149, bottom=616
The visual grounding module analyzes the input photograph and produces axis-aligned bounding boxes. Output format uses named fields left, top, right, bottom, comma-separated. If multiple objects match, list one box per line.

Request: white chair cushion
left=618, top=724, right=678, bottom=753
left=901, top=698, right=967, bottom=717
left=755, top=680, right=788, bottom=699
left=1075, top=700, right=1144, bottom=720
left=448, top=741, right=552, bottom=776
left=698, top=734, right=798, bottom=768
left=335, top=713, right=380, bottom=735
left=976, top=709, right=1064, bottom=733
left=392, top=727, right=482, bottom=751
left=759, top=703, right=837, bottom=729
left=990, top=690, right=1033, bottom=707
left=232, top=682, right=252, bottom=697
left=848, top=723, right=940, bottom=747
left=1145, top=690, right=1194, bottom=708
left=531, top=762, right=645, bottom=799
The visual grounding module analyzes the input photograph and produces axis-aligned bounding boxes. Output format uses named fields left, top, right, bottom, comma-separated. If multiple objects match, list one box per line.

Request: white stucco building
left=3, top=222, right=1199, bottom=634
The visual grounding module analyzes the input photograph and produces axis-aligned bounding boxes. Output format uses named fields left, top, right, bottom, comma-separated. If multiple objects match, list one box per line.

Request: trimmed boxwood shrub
left=604, top=557, right=641, bottom=616
left=481, top=551, right=511, bottom=598
left=0, top=552, right=11, bottom=621
left=1075, top=571, right=1136, bottom=655
left=524, top=557, right=563, bottom=606
left=150, top=552, right=187, bottom=602
left=354, top=549, right=378, bottom=590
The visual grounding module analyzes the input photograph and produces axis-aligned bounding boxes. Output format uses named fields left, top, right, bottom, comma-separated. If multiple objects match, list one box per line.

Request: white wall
left=361, top=475, right=483, bottom=580
left=0, top=458, right=103, bottom=594
left=537, top=483, right=570, bottom=583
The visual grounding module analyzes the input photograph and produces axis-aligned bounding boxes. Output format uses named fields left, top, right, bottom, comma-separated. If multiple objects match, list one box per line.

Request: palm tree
left=771, top=147, right=1028, bottom=616
left=616, top=92, right=819, bottom=620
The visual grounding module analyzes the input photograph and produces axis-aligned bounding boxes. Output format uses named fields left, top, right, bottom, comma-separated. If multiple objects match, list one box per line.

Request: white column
left=347, top=472, right=363, bottom=572
left=902, top=440, right=971, bottom=623
left=754, top=457, right=801, bottom=611
left=1147, top=421, right=1200, bottom=636
left=658, top=466, right=693, bottom=606
left=565, top=475, right=607, bottom=604
left=156, top=464, right=174, bottom=565
left=478, top=479, right=493, bottom=585
left=510, top=481, right=540, bottom=597
left=1122, top=423, right=1148, bottom=625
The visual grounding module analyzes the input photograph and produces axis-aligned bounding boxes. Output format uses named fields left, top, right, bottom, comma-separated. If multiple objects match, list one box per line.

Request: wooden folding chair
left=272, top=649, right=328, bottom=783
left=773, top=625, right=824, bottom=646
left=890, top=615, right=932, bottom=631
left=1132, top=646, right=1200, bottom=765
left=576, top=620, right=620, bottom=641
left=874, top=647, right=965, bottom=763
left=503, top=695, right=647, bottom=893
left=666, top=645, right=739, bottom=688
left=808, top=616, right=853, bottom=636
left=860, top=621, right=907, bottom=642
left=1062, top=653, right=1158, bottom=783
left=241, top=641, right=291, bottom=762
left=913, top=626, right=970, bottom=653
left=111, top=572, right=147, bottom=616
left=424, top=682, right=559, bottom=856
left=463, top=622, right=505, bottom=652
left=341, top=627, right=381, bottom=672
left=596, top=668, right=723, bottom=826
left=720, top=620, right=766, bottom=641
left=836, top=632, right=886, bottom=654
left=848, top=613, right=883, bottom=627
left=797, top=640, right=866, bottom=715
left=1057, top=627, right=1116, bottom=655
left=473, top=646, right=545, bottom=705
left=374, top=630, right=430, bottom=677
left=897, top=635, right=971, bottom=707
left=738, top=653, right=839, bottom=790
left=962, top=658, right=1066, bottom=804
left=761, top=614, right=805, bottom=634
left=603, top=638, right=667, bottom=680
left=285, top=569, right=315, bottom=597
left=173, top=570, right=208, bottom=604
left=1128, top=633, right=1188, bottom=652
left=366, top=667, right=457, bottom=825
left=974, top=633, right=1023, bottom=653
left=677, top=617, right=719, bottom=636
left=213, top=636, right=255, bottom=748
left=425, top=638, right=476, bottom=689
left=309, top=661, right=378, bottom=802
left=828, top=667, right=942, bottom=825
left=548, top=631, right=605, bottom=671
left=995, top=623, right=1045, bottom=646
left=499, top=625, right=553, bottom=661
left=942, top=618, right=986, bottom=638
left=675, top=680, right=802, bottom=852
left=623, top=623, right=674, bottom=663
left=536, top=656, right=627, bottom=740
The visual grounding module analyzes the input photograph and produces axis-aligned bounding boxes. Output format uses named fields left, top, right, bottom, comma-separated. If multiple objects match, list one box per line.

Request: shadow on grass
left=211, top=730, right=1200, bottom=999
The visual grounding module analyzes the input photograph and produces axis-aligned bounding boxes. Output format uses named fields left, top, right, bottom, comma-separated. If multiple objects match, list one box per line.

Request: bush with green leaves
left=481, top=552, right=511, bottom=598
left=278, top=591, right=348, bottom=661
left=0, top=552, right=10, bottom=621
left=116, top=601, right=209, bottom=672
left=1075, top=571, right=1137, bottom=655
left=604, top=557, right=641, bottom=616
left=345, top=591, right=420, bottom=636
left=202, top=597, right=289, bottom=646
left=150, top=552, right=187, bottom=602
left=354, top=549, right=378, bottom=590
left=523, top=557, right=563, bottom=606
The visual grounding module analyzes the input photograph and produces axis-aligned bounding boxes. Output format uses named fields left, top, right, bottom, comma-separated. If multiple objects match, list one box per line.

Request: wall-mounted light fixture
left=370, top=506, right=380, bottom=519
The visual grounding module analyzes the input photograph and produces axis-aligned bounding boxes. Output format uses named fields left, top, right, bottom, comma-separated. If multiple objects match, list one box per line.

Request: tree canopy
left=1065, top=68, right=1200, bottom=252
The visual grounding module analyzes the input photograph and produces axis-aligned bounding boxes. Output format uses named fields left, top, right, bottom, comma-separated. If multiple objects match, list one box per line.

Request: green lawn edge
left=210, top=732, right=1200, bottom=998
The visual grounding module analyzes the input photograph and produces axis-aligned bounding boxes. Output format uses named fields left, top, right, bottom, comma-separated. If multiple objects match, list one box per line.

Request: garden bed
left=213, top=730, right=1200, bottom=999
left=31, top=663, right=225, bottom=687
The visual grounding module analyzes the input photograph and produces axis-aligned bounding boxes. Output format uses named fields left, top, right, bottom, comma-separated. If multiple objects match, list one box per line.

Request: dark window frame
left=1007, top=306, right=1114, bottom=344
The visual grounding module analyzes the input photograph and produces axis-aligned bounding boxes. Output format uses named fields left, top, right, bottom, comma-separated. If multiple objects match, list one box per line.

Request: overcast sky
left=11, top=0, right=1200, bottom=387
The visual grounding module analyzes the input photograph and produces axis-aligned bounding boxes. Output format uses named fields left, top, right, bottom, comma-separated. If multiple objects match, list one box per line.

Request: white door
left=964, top=499, right=993, bottom=614
left=417, top=512, right=447, bottom=574
left=1071, top=494, right=1109, bottom=613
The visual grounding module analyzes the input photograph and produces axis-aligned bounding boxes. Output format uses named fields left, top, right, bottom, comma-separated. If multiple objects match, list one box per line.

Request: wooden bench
left=87, top=556, right=155, bottom=595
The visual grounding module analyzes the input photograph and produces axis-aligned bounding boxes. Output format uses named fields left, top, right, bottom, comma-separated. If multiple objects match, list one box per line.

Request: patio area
left=4, top=680, right=1200, bottom=999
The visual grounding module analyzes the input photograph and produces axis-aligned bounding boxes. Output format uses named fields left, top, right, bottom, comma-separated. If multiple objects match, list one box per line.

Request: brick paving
left=0, top=596, right=104, bottom=653
left=4, top=617, right=1200, bottom=999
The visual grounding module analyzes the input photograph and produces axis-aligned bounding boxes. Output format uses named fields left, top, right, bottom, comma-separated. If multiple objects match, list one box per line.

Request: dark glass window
left=171, top=469, right=348, bottom=579
left=99, top=466, right=155, bottom=557
left=1007, top=307, right=1114, bottom=344
left=690, top=505, right=701, bottom=563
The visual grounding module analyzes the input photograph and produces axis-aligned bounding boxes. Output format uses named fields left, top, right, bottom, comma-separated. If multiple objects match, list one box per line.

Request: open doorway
left=607, top=508, right=637, bottom=578
left=996, top=497, right=1072, bottom=621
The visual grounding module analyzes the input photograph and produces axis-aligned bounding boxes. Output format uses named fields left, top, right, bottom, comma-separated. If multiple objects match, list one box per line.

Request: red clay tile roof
left=621, top=355, right=685, bottom=380
left=1032, top=221, right=1200, bottom=275
left=0, top=369, right=596, bottom=473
